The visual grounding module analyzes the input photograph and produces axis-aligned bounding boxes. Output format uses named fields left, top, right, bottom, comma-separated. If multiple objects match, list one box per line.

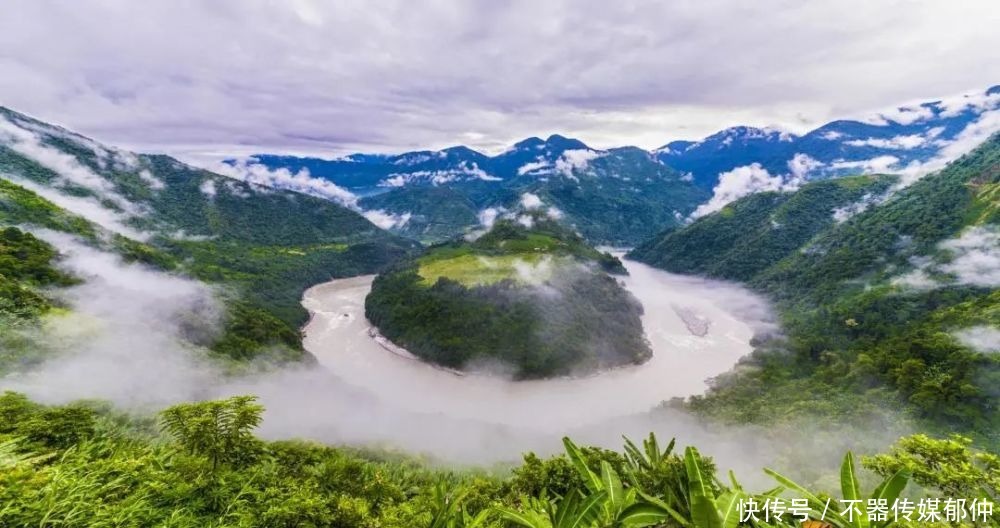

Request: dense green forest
left=629, top=174, right=898, bottom=281
left=365, top=217, right=650, bottom=378
left=632, top=133, right=1000, bottom=447
left=0, top=107, right=416, bottom=363
left=356, top=144, right=710, bottom=245
left=0, top=393, right=996, bottom=527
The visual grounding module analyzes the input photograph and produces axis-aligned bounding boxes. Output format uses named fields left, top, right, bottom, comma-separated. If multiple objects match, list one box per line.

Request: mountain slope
left=633, top=133, right=1000, bottom=441
left=629, top=174, right=898, bottom=281
left=0, top=106, right=416, bottom=362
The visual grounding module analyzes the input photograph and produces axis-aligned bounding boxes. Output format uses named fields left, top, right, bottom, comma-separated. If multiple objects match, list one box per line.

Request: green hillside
left=360, top=185, right=481, bottom=243
left=0, top=107, right=416, bottom=363
left=630, top=174, right=897, bottom=281
left=632, top=134, right=1000, bottom=444
left=365, top=217, right=650, bottom=378
left=357, top=146, right=710, bottom=246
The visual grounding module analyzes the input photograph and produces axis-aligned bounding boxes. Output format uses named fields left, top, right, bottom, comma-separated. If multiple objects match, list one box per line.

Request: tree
left=159, top=395, right=264, bottom=470
left=863, top=434, right=999, bottom=502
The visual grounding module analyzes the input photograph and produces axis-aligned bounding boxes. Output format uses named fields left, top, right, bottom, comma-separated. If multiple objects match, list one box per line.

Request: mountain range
left=248, top=135, right=707, bottom=245
left=241, top=85, right=999, bottom=243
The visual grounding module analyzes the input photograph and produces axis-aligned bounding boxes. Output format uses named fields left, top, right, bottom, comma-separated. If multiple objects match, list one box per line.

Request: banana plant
left=622, top=433, right=691, bottom=518
left=428, top=484, right=491, bottom=528
left=622, top=433, right=676, bottom=475
left=498, top=490, right=608, bottom=528
left=499, top=437, right=676, bottom=527
left=622, top=445, right=794, bottom=528
left=563, top=436, right=679, bottom=527
left=764, top=452, right=910, bottom=528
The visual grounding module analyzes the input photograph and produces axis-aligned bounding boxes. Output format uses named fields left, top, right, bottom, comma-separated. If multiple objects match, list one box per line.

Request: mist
left=0, top=231, right=912, bottom=484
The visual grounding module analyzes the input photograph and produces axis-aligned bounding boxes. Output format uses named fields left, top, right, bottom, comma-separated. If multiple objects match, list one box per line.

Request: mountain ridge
left=242, top=85, right=999, bottom=243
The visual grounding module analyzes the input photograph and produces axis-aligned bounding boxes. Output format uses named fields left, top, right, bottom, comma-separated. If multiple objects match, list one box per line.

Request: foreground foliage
left=1, top=394, right=996, bottom=527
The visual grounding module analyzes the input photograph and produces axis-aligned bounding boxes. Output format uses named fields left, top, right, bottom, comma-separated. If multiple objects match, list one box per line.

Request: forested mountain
left=630, top=174, right=898, bottom=280
left=0, top=106, right=416, bottom=363
left=245, top=136, right=709, bottom=245
left=365, top=216, right=651, bottom=379
left=246, top=85, right=998, bottom=244
left=632, top=133, right=1000, bottom=443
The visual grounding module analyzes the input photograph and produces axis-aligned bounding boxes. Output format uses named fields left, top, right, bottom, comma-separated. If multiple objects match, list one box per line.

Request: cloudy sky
left=1, top=0, right=997, bottom=162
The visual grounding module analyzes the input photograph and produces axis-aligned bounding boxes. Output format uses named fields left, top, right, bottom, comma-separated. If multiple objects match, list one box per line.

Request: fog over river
left=263, top=258, right=792, bottom=466
left=301, top=260, right=772, bottom=432
left=10, top=241, right=828, bottom=469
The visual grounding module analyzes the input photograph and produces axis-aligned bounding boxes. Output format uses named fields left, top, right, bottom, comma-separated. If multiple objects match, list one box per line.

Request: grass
left=833, top=174, right=880, bottom=190
left=245, top=242, right=349, bottom=258
left=969, top=181, right=1000, bottom=225
left=416, top=253, right=555, bottom=287
left=414, top=232, right=576, bottom=287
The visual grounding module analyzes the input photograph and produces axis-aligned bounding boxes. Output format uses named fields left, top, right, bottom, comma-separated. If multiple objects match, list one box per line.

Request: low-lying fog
left=2, top=235, right=911, bottom=481
left=300, top=261, right=771, bottom=431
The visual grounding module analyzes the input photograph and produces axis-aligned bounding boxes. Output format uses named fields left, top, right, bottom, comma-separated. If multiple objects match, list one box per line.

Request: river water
left=301, top=259, right=772, bottom=434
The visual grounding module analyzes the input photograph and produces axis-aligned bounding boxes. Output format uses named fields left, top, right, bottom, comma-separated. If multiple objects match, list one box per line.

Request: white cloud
left=787, top=153, right=823, bottom=179
left=0, top=115, right=139, bottom=213
left=520, top=192, right=544, bottom=210
left=938, top=226, right=1000, bottom=287
left=845, top=134, right=925, bottom=150
left=2, top=175, right=147, bottom=240
left=216, top=158, right=358, bottom=207
left=821, top=131, right=844, bottom=140
left=892, top=226, right=1000, bottom=290
left=691, top=163, right=800, bottom=218
left=553, top=149, right=603, bottom=180
left=953, top=326, right=1000, bottom=354
left=378, top=162, right=499, bottom=187
left=362, top=209, right=411, bottom=230
left=138, top=169, right=165, bottom=190
left=477, top=206, right=507, bottom=228
left=517, top=159, right=551, bottom=176
left=892, top=108, right=1000, bottom=186
left=935, top=90, right=1000, bottom=118
left=862, top=105, right=935, bottom=126
left=830, top=155, right=901, bottom=174
left=831, top=192, right=885, bottom=223
left=843, top=127, right=945, bottom=151
left=199, top=179, right=217, bottom=198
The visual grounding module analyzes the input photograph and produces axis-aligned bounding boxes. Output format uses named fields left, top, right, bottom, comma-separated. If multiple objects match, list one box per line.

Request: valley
left=0, top=82, right=997, bottom=525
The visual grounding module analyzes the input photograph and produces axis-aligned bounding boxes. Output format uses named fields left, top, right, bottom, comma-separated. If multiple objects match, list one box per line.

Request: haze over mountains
left=239, top=85, right=1000, bottom=243
left=0, top=104, right=416, bottom=364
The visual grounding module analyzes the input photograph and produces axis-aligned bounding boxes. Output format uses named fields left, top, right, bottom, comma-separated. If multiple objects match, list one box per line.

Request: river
left=301, top=258, right=772, bottom=434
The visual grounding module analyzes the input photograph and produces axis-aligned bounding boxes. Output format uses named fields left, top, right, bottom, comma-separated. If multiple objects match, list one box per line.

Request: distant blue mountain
left=245, top=134, right=594, bottom=196
left=239, top=85, right=998, bottom=242
left=233, top=134, right=705, bottom=244
left=655, top=85, right=1000, bottom=187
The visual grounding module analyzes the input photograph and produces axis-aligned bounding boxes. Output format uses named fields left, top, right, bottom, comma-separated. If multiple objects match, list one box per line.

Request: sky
left=0, top=0, right=998, bottom=162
